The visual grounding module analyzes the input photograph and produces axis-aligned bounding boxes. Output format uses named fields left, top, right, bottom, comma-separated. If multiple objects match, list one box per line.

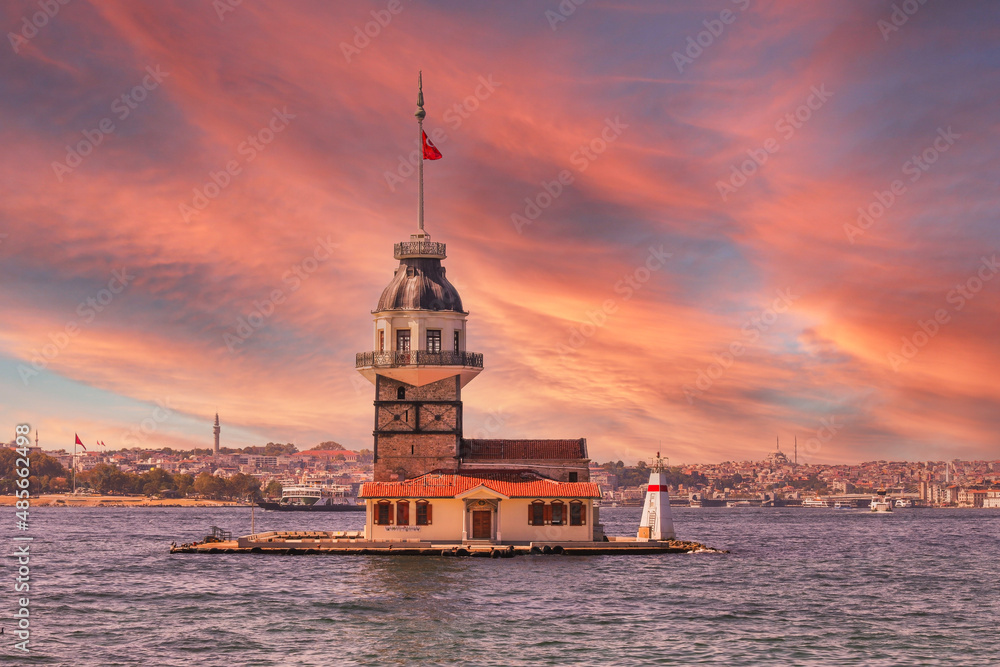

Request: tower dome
left=375, top=235, right=465, bottom=313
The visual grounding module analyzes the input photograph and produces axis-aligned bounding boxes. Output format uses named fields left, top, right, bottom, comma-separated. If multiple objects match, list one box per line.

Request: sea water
left=6, top=506, right=998, bottom=666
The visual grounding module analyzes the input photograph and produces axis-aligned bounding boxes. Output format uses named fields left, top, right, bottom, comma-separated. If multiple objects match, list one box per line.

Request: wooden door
left=472, top=510, right=491, bottom=539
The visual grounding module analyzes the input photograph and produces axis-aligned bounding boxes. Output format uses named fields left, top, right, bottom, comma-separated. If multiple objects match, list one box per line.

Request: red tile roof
left=460, top=438, right=587, bottom=460
left=361, top=470, right=600, bottom=499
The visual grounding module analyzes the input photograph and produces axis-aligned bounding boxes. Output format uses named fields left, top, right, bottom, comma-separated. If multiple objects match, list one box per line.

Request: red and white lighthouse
left=637, top=453, right=675, bottom=541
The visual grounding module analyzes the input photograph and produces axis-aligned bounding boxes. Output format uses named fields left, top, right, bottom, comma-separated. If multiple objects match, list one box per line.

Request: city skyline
left=2, top=1, right=999, bottom=465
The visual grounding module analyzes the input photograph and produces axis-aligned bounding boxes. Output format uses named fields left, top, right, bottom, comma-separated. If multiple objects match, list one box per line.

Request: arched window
left=397, top=386, right=406, bottom=400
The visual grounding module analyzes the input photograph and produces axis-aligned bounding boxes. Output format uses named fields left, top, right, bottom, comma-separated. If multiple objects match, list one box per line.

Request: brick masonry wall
left=375, top=432, right=460, bottom=481
left=376, top=375, right=461, bottom=401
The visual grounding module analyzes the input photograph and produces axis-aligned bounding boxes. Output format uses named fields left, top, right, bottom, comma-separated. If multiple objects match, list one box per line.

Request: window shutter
left=581, top=503, right=587, bottom=525
left=544, top=503, right=552, bottom=525
left=528, top=504, right=533, bottom=524
left=426, top=502, right=432, bottom=525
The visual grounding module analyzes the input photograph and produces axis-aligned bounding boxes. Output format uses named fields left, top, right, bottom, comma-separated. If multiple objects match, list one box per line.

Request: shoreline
left=0, top=494, right=247, bottom=508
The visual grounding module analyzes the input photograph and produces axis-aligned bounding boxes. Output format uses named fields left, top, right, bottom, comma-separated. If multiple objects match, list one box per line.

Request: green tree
left=264, top=480, right=282, bottom=498
left=229, top=472, right=261, bottom=499
left=86, top=464, right=129, bottom=494
left=173, top=473, right=194, bottom=497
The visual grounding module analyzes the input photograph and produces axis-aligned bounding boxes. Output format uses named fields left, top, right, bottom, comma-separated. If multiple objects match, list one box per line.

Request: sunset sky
left=1, top=0, right=998, bottom=464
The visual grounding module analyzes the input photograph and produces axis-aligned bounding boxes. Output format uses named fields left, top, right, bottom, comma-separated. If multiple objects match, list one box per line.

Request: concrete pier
left=169, top=530, right=725, bottom=556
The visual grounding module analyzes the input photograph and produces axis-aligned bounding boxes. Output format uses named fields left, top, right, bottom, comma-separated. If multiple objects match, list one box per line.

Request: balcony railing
left=394, top=241, right=446, bottom=259
left=356, top=350, right=483, bottom=369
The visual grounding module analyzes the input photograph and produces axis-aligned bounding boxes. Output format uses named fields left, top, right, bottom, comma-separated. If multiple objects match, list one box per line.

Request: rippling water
left=6, top=506, right=998, bottom=666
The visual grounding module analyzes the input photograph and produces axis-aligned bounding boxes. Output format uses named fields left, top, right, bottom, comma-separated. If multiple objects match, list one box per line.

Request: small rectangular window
left=530, top=502, right=545, bottom=526
left=416, top=501, right=431, bottom=525
left=453, top=330, right=460, bottom=353
left=568, top=472, right=578, bottom=482
left=397, top=501, right=409, bottom=526
left=427, top=330, right=442, bottom=353
left=376, top=502, right=392, bottom=525
left=570, top=502, right=584, bottom=526
left=378, top=330, right=385, bottom=352
left=551, top=502, right=564, bottom=526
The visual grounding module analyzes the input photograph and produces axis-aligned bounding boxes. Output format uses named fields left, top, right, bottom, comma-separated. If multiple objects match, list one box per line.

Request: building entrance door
left=471, top=510, right=491, bottom=540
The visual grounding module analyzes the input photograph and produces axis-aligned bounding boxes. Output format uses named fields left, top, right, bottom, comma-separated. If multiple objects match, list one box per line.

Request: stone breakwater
left=169, top=530, right=728, bottom=557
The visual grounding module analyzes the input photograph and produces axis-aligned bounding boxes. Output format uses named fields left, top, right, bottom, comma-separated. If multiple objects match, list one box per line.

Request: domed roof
left=376, top=257, right=465, bottom=313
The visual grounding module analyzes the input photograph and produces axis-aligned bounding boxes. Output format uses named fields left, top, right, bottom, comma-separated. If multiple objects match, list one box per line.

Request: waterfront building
left=356, top=77, right=597, bottom=544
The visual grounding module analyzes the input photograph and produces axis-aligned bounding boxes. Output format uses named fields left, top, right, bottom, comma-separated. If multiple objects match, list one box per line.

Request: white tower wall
left=637, top=470, right=675, bottom=541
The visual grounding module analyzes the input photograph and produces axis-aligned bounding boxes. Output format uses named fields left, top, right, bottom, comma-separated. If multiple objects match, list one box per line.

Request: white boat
left=870, top=490, right=893, bottom=513
left=834, top=501, right=853, bottom=510
left=801, top=497, right=829, bottom=508
left=726, top=500, right=752, bottom=508
left=894, top=498, right=913, bottom=508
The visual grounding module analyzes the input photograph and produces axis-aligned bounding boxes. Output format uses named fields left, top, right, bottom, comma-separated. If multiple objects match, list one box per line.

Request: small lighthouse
left=637, top=452, right=676, bottom=541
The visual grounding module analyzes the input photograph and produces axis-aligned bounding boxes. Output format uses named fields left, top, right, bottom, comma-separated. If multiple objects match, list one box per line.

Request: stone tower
left=356, top=230, right=483, bottom=481
left=213, top=413, right=220, bottom=457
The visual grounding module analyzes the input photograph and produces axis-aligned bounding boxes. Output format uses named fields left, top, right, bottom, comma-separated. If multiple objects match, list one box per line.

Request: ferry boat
left=870, top=490, right=893, bottom=513
left=834, top=501, right=854, bottom=510
left=801, top=497, right=829, bottom=508
left=894, top=498, right=913, bottom=508
left=257, top=484, right=364, bottom=512
left=726, top=500, right=752, bottom=508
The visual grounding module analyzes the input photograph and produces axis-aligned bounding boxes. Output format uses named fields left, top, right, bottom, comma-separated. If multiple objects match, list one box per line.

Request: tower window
left=454, top=330, right=460, bottom=353
left=397, top=386, right=406, bottom=400
left=378, top=330, right=385, bottom=352
left=568, top=472, right=578, bottom=483
left=427, top=330, right=441, bottom=353
left=396, top=329, right=411, bottom=352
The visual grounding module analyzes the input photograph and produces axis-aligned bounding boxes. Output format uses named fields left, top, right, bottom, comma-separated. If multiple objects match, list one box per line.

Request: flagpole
left=73, top=437, right=77, bottom=494
left=416, top=71, right=425, bottom=232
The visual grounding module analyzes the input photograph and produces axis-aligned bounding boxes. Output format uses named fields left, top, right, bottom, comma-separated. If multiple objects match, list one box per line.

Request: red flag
left=75, top=434, right=87, bottom=451
left=422, top=131, right=442, bottom=160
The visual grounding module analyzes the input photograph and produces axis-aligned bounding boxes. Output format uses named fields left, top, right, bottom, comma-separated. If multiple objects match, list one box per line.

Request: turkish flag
left=75, top=434, right=87, bottom=451
left=422, top=131, right=442, bottom=160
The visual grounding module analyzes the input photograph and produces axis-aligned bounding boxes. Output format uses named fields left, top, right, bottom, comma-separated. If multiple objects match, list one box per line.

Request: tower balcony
left=395, top=241, right=446, bottom=259
left=356, top=350, right=483, bottom=388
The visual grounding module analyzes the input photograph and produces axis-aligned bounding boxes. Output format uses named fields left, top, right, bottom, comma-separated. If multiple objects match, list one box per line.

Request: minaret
left=356, top=74, right=484, bottom=482
left=213, top=413, right=220, bottom=457
left=637, top=453, right=676, bottom=541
